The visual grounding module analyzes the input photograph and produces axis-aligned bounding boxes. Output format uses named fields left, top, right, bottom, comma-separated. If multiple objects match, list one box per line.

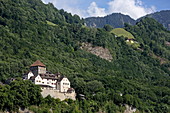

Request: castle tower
left=30, top=60, right=46, bottom=76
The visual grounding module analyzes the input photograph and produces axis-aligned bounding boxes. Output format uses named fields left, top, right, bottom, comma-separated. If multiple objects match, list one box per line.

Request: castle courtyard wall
left=41, top=89, right=76, bottom=101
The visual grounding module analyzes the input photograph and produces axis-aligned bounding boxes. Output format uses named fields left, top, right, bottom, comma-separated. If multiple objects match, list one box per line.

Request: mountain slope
left=0, top=0, right=170, bottom=112
left=144, top=10, right=170, bottom=30
left=85, top=13, right=136, bottom=28
left=85, top=10, right=170, bottom=30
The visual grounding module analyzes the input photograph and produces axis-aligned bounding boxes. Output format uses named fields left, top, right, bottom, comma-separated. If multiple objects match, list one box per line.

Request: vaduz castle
left=23, top=60, right=76, bottom=100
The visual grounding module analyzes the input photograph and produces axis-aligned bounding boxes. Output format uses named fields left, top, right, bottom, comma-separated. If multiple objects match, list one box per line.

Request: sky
left=41, top=0, right=170, bottom=20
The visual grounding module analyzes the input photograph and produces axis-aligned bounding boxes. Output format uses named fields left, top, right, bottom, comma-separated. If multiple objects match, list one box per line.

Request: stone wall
left=41, top=89, right=76, bottom=101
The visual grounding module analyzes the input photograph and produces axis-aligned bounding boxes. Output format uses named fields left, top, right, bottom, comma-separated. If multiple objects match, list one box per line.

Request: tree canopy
left=0, top=0, right=170, bottom=112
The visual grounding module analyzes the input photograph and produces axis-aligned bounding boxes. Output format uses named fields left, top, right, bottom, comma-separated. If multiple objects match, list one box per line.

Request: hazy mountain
left=85, top=10, right=170, bottom=30
left=144, top=10, right=170, bottom=30
left=85, top=13, right=136, bottom=28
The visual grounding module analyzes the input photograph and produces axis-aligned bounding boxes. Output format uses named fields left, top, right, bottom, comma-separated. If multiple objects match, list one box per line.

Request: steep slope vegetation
left=144, top=10, right=170, bottom=30
left=0, top=0, right=170, bottom=112
left=125, top=17, right=170, bottom=69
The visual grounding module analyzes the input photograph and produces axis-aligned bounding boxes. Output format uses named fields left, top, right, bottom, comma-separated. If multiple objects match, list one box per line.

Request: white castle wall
left=34, top=75, right=57, bottom=88
left=59, top=77, right=70, bottom=92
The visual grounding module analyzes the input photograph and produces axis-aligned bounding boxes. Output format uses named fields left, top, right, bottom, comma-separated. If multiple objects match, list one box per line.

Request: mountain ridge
left=85, top=10, right=170, bottom=30
left=85, top=13, right=136, bottom=28
left=143, top=10, right=170, bottom=30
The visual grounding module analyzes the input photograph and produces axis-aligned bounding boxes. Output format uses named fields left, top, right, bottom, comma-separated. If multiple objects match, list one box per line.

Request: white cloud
left=87, top=2, right=107, bottom=17
left=41, top=0, right=156, bottom=19
left=42, top=0, right=58, bottom=5
left=41, top=0, right=86, bottom=17
left=136, top=0, right=143, bottom=6
left=108, top=0, right=156, bottom=19
left=85, top=0, right=156, bottom=19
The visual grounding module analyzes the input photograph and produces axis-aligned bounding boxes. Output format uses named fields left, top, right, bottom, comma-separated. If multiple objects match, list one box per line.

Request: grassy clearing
left=46, top=20, right=58, bottom=27
left=110, top=28, right=135, bottom=39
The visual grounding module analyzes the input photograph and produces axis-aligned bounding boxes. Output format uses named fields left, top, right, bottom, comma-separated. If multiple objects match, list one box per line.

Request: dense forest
left=0, top=0, right=170, bottom=112
left=143, top=10, right=170, bottom=30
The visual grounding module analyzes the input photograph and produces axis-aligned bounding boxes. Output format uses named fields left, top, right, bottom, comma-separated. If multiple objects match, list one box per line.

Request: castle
left=23, top=60, right=76, bottom=100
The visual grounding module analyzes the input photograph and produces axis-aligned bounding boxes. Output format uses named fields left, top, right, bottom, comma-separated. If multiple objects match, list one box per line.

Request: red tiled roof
left=30, top=60, right=46, bottom=67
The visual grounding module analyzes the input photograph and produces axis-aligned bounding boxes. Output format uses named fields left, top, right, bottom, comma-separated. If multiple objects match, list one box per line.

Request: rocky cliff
left=80, top=43, right=113, bottom=62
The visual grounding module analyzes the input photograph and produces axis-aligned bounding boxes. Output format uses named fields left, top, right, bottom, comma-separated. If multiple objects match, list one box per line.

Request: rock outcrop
left=80, top=43, right=113, bottom=62
left=124, top=104, right=137, bottom=113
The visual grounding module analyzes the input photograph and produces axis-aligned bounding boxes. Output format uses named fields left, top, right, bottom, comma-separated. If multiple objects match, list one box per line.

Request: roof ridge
left=30, top=60, right=46, bottom=67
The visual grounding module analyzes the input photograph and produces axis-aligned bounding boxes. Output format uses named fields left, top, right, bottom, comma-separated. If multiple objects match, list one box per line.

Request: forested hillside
left=144, top=10, right=170, bottom=30
left=0, top=0, right=170, bottom=112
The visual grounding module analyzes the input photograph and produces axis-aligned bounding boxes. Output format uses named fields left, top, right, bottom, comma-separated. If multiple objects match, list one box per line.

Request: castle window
left=63, top=83, right=69, bottom=85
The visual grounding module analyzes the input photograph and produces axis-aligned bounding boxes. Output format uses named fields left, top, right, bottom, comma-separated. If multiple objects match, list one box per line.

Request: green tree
left=103, top=24, right=113, bottom=32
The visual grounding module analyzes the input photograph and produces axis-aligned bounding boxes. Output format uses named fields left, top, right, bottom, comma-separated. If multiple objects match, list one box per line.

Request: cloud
left=86, top=0, right=156, bottom=19
left=107, top=0, right=156, bottom=19
left=42, top=0, right=58, bottom=5
left=87, top=2, right=107, bottom=17
left=41, top=0, right=156, bottom=19
left=41, top=0, right=86, bottom=17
